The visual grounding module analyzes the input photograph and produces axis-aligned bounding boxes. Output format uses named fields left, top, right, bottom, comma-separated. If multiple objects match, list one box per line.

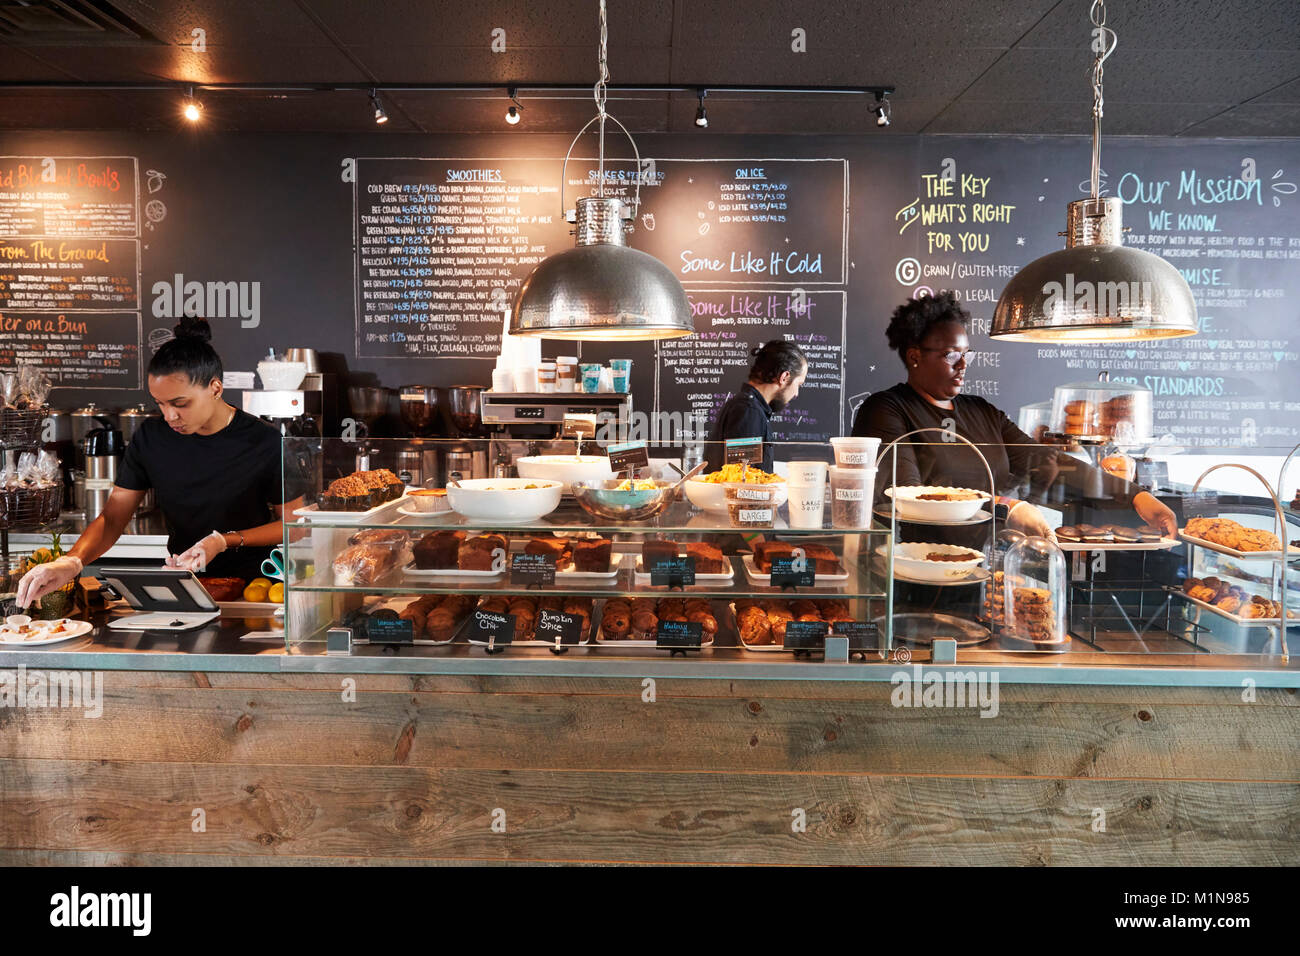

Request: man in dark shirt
left=705, top=340, right=808, bottom=472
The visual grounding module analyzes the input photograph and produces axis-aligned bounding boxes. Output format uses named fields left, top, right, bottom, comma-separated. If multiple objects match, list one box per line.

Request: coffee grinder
left=446, top=385, right=489, bottom=480
left=397, top=385, right=441, bottom=487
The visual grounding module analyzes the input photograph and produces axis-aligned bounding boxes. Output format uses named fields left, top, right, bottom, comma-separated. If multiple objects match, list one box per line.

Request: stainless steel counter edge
left=3, top=647, right=1297, bottom=687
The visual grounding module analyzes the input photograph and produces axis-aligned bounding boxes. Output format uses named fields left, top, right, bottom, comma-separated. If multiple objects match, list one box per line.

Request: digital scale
left=96, top=567, right=221, bottom=631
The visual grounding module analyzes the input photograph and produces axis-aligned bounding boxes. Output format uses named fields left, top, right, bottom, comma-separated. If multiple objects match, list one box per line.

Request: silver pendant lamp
left=991, top=0, right=1197, bottom=343
left=510, top=0, right=693, bottom=341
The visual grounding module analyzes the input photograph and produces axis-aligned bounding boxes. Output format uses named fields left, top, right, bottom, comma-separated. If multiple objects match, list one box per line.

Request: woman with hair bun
left=851, top=292, right=1175, bottom=538
left=16, top=317, right=302, bottom=607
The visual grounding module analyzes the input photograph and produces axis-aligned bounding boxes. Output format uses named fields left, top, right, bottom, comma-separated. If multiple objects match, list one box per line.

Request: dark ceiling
left=0, top=0, right=1298, bottom=136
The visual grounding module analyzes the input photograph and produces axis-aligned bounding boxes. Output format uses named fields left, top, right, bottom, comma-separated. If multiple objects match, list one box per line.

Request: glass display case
left=281, top=438, right=893, bottom=659
left=277, top=436, right=1299, bottom=672
left=1049, top=370, right=1154, bottom=443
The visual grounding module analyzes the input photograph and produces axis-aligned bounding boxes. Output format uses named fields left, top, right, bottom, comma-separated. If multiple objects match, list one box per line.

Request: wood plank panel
left=2, top=760, right=1297, bottom=865
left=2, top=685, right=1297, bottom=780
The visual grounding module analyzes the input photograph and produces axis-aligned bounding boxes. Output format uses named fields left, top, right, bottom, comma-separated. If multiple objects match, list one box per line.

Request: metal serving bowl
left=571, top=479, right=677, bottom=521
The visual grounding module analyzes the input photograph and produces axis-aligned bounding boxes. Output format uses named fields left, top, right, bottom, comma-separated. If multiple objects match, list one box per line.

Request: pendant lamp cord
left=594, top=0, right=609, bottom=199
left=1089, top=0, right=1117, bottom=201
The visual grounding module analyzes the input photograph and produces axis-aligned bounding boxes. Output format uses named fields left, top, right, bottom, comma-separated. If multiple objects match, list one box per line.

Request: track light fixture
left=506, top=87, right=523, bottom=125
left=873, top=93, right=890, bottom=127
left=694, top=89, right=708, bottom=128
left=181, top=86, right=202, bottom=122
left=370, top=89, right=388, bottom=124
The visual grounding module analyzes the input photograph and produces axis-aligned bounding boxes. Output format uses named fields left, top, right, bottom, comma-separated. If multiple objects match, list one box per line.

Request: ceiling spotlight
left=506, top=87, right=523, bottom=125
left=873, top=94, right=890, bottom=127
left=181, top=87, right=202, bottom=122
left=370, top=89, right=388, bottom=125
left=694, top=89, right=708, bottom=128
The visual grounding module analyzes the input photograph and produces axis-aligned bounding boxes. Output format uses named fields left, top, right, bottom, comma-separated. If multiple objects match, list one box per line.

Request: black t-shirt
left=705, top=383, right=775, bottom=472
left=116, top=408, right=287, bottom=580
left=851, top=382, right=1139, bottom=543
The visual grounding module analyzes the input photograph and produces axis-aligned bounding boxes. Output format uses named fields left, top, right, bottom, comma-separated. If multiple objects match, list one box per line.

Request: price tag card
left=470, top=609, right=516, bottom=645
left=536, top=609, right=584, bottom=646
left=770, top=552, right=816, bottom=588
left=650, top=555, right=696, bottom=586
left=783, top=620, right=828, bottom=649
left=725, top=436, right=764, bottom=465
left=831, top=620, right=876, bottom=649
left=607, top=440, right=649, bottom=473
left=365, top=616, right=414, bottom=644
left=656, top=619, right=704, bottom=648
left=1134, top=458, right=1169, bottom=491
left=510, top=552, right=556, bottom=586
left=1182, top=491, right=1218, bottom=518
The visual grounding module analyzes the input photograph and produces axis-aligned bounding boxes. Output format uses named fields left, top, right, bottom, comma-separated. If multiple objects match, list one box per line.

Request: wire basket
left=0, top=482, right=61, bottom=530
left=0, top=406, right=48, bottom=449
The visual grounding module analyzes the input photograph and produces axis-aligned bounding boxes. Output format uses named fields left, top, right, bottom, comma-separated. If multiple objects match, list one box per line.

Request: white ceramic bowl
left=256, top=360, right=307, bottom=391
left=445, top=478, right=563, bottom=523
left=685, top=477, right=788, bottom=514
left=884, top=485, right=991, bottom=522
left=515, top=455, right=615, bottom=493
left=879, top=542, right=985, bottom=582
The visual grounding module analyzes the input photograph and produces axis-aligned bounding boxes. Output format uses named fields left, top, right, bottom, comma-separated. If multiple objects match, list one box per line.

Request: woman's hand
left=1133, top=491, right=1177, bottom=537
left=16, top=555, right=83, bottom=609
left=167, top=531, right=227, bottom=572
left=1005, top=499, right=1054, bottom=538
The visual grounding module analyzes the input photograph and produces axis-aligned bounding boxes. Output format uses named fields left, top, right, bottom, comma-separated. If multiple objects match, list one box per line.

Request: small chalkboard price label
left=470, top=609, right=515, bottom=645
left=607, top=440, right=650, bottom=474
left=1182, top=491, right=1218, bottom=518
left=537, top=609, right=584, bottom=646
left=725, top=436, right=764, bottom=465
left=783, top=619, right=828, bottom=649
left=511, top=552, right=556, bottom=586
left=1134, top=458, right=1169, bottom=491
left=771, top=550, right=815, bottom=588
left=831, top=620, right=875, bottom=649
left=365, top=616, right=414, bottom=644
left=656, top=619, right=704, bottom=648
left=650, top=555, right=696, bottom=587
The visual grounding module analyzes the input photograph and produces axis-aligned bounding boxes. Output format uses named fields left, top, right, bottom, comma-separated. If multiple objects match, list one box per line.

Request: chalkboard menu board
left=0, top=155, right=142, bottom=388
left=0, top=132, right=1293, bottom=455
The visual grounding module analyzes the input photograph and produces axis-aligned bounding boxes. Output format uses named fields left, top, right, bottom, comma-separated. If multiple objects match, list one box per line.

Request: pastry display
left=476, top=595, right=594, bottom=642
left=599, top=596, right=718, bottom=642
left=398, top=593, right=476, bottom=641
left=320, top=468, right=406, bottom=511
left=412, top=529, right=467, bottom=570
left=1098, top=394, right=1136, bottom=438
left=1182, top=577, right=1295, bottom=620
left=333, top=544, right=400, bottom=586
left=196, top=576, right=247, bottom=602
left=734, top=597, right=853, bottom=647
left=1062, top=399, right=1097, bottom=436
left=573, top=536, right=613, bottom=572
left=1011, top=586, right=1061, bottom=643
left=1184, top=517, right=1282, bottom=553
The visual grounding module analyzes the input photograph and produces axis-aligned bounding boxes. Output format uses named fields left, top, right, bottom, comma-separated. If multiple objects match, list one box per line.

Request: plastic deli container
left=830, top=436, right=881, bottom=469
left=724, top=482, right=776, bottom=528
left=829, top=465, right=876, bottom=528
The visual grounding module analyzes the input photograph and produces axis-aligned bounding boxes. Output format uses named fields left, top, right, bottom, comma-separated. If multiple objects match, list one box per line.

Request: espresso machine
left=479, top=391, right=633, bottom=473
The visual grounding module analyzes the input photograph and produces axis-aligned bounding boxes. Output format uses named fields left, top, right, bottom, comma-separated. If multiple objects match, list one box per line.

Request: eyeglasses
left=919, top=347, right=972, bottom=367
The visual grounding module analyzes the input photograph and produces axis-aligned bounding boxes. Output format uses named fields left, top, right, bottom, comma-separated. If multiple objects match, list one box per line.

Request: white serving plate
left=396, top=496, right=451, bottom=517
left=1170, top=586, right=1296, bottom=628
left=684, top=477, right=788, bottom=514
left=403, top=560, right=504, bottom=580
left=294, top=494, right=408, bottom=524
left=515, top=455, right=614, bottom=493
left=446, top=477, right=563, bottom=523
left=884, top=486, right=991, bottom=523
left=877, top=542, right=985, bottom=583
left=0, top=618, right=93, bottom=645
left=740, top=554, right=849, bottom=585
left=557, top=554, right=623, bottom=581
left=634, top=555, right=734, bottom=584
left=1179, top=530, right=1285, bottom=561
left=217, top=600, right=285, bottom=617
left=873, top=504, right=992, bottom=527
left=1055, top=537, right=1177, bottom=552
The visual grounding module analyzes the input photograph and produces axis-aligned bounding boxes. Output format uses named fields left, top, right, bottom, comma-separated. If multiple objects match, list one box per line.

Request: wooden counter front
left=1, top=670, right=1297, bottom=865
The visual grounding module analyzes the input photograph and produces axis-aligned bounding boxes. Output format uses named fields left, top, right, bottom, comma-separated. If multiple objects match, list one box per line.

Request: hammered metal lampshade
left=511, top=197, right=693, bottom=341
left=991, top=199, right=1198, bottom=343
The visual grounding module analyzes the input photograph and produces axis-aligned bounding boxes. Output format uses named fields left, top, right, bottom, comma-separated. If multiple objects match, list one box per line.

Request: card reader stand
left=96, top=567, right=222, bottom=632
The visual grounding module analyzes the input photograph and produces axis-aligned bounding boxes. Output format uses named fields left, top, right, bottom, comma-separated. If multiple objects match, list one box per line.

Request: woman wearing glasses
left=850, top=292, right=1176, bottom=538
